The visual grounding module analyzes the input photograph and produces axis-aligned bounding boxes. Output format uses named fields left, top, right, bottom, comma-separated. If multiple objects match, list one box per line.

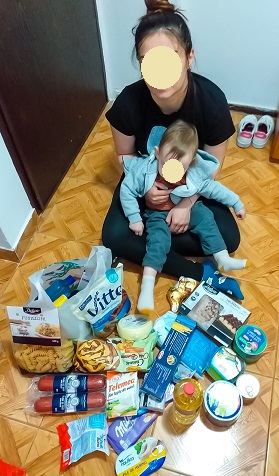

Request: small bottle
left=172, top=378, right=204, bottom=426
left=45, top=275, right=75, bottom=302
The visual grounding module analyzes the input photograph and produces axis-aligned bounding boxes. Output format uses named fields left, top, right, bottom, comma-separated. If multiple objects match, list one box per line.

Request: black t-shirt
left=106, top=72, right=235, bottom=155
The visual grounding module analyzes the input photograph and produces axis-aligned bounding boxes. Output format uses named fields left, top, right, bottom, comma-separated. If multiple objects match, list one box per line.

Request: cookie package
left=74, top=331, right=158, bottom=373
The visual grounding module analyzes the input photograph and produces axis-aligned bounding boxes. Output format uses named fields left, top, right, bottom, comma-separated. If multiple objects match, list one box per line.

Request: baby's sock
left=137, top=275, right=156, bottom=316
left=202, top=259, right=244, bottom=300
left=214, top=250, right=248, bottom=272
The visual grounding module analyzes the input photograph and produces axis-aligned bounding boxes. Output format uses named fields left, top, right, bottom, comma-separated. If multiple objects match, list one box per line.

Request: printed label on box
left=179, top=282, right=250, bottom=346
left=7, top=306, right=61, bottom=346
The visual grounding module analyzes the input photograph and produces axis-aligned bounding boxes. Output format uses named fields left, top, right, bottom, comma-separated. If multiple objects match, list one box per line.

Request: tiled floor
left=0, top=110, right=279, bottom=475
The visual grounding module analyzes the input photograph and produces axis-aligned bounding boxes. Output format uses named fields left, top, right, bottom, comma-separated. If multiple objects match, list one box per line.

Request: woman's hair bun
left=145, top=0, right=176, bottom=14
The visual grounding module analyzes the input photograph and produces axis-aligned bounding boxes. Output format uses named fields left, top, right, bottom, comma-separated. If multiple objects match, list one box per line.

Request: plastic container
left=236, top=373, right=260, bottom=403
left=171, top=378, right=204, bottom=426
left=233, top=324, right=267, bottom=363
left=206, top=346, right=246, bottom=383
left=204, top=380, right=243, bottom=427
left=45, top=275, right=75, bottom=302
left=115, top=437, right=166, bottom=476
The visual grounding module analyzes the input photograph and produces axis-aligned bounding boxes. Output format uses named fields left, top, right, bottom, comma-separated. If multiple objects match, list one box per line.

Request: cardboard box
left=178, top=281, right=250, bottom=346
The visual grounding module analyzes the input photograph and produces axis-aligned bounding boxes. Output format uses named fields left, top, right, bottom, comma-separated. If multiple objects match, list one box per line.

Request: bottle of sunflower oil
left=172, top=378, right=204, bottom=426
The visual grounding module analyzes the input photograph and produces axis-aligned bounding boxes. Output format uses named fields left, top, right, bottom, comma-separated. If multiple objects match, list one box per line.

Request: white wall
left=96, top=0, right=279, bottom=110
left=0, top=134, right=33, bottom=250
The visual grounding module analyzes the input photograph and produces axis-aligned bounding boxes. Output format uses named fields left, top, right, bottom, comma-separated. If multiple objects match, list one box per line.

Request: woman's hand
left=145, top=181, right=171, bottom=206
left=166, top=198, right=192, bottom=234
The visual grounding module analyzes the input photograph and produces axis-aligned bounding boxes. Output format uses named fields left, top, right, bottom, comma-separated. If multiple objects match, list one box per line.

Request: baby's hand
left=129, top=221, right=144, bottom=236
left=235, top=207, right=246, bottom=220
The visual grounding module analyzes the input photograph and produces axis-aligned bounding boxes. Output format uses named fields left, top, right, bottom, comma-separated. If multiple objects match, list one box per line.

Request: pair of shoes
left=236, top=114, right=275, bottom=149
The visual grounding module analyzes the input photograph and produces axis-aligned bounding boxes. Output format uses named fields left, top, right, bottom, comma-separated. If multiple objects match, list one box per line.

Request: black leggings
left=102, top=180, right=240, bottom=281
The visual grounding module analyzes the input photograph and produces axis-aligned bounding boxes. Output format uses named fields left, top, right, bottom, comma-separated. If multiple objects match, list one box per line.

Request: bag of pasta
left=13, top=340, right=75, bottom=373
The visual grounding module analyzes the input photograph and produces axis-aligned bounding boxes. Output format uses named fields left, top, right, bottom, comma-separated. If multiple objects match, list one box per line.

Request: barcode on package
left=63, top=449, right=70, bottom=463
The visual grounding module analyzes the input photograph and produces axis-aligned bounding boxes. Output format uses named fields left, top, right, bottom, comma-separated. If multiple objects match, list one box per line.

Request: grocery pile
left=5, top=246, right=266, bottom=475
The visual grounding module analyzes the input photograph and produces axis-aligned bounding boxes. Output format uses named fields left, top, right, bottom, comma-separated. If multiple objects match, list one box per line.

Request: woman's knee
left=226, top=225, right=241, bottom=253
left=101, top=215, right=128, bottom=251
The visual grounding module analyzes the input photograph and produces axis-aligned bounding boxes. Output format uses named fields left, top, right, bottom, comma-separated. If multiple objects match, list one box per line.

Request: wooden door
left=0, top=0, right=107, bottom=212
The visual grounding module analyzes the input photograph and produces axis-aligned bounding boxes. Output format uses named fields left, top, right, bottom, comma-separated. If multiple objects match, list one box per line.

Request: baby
left=120, top=120, right=247, bottom=315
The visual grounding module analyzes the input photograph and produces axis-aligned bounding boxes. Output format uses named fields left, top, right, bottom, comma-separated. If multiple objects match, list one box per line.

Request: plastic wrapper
left=70, top=265, right=131, bottom=338
left=167, top=276, right=198, bottom=312
left=106, top=371, right=139, bottom=418
left=74, top=331, right=158, bottom=373
left=0, top=460, right=26, bottom=476
left=57, top=412, right=109, bottom=471
left=154, top=311, right=219, bottom=378
left=31, top=373, right=106, bottom=394
left=27, top=390, right=106, bottom=415
left=13, top=339, right=74, bottom=373
left=21, top=246, right=113, bottom=341
left=26, top=373, right=107, bottom=414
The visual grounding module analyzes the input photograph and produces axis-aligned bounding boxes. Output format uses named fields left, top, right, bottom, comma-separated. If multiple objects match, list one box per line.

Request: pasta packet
left=14, top=340, right=74, bottom=373
left=57, top=412, right=109, bottom=471
left=74, top=331, right=158, bottom=373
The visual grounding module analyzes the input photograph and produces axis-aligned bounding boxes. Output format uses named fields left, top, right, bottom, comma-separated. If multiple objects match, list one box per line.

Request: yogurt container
left=236, top=373, right=260, bottom=403
left=233, top=324, right=267, bottom=363
left=204, top=380, right=243, bottom=427
left=115, top=437, right=166, bottom=476
left=207, top=346, right=246, bottom=383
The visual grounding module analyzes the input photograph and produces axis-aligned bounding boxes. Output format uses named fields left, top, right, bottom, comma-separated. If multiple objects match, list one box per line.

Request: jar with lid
left=171, top=378, right=204, bottom=426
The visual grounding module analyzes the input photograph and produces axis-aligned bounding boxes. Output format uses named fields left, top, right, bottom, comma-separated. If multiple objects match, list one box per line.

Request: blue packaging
left=154, top=311, right=219, bottom=378
left=45, top=275, right=75, bottom=301
left=140, top=315, right=196, bottom=400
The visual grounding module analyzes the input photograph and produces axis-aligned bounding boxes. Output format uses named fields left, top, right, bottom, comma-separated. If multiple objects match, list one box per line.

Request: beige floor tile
left=0, top=416, right=38, bottom=468
left=152, top=374, right=272, bottom=476
left=265, top=379, right=279, bottom=476
left=0, top=260, right=18, bottom=296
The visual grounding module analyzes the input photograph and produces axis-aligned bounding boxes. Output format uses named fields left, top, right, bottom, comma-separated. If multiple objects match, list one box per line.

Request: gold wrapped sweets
left=14, top=339, right=74, bottom=373
left=167, top=277, right=198, bottom=312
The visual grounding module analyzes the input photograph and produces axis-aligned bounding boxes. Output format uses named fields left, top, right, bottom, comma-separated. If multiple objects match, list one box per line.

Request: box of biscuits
left=178, top=281, right=251, bottom=346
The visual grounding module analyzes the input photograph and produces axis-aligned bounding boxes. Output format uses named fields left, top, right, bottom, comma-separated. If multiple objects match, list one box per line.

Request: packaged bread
left=74, top=331, right=158, bottom=373
left=14, top=339, right=74, bottom=373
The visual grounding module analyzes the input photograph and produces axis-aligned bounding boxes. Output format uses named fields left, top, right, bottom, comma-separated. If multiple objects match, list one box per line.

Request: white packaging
left=106, top=371, right=139, bottom=418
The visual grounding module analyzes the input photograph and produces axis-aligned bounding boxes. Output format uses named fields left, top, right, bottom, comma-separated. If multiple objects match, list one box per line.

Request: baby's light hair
left=159, top=119, right=198, bottom=161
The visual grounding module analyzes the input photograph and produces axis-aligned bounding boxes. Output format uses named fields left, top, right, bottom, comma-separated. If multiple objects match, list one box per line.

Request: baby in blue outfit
left=120, top=120, right=247, bottom=314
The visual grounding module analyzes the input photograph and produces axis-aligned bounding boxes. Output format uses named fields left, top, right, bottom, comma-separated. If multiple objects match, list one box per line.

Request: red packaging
left=57, top=412, right=109, bottom=470
left=0, top=460, right=26, bottom=476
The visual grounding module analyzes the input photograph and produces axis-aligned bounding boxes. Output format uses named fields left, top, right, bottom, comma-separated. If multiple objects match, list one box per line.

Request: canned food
left=233, top=324, right=267, bottom=363
left=235, top=373, right=260, bottom=403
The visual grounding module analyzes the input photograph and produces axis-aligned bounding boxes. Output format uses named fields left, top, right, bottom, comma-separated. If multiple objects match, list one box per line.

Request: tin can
left=236, top=373, right=260, bottom=403
left=204, top=381, right=243, bottom=427
left=233, top=324, right=267, bottom=363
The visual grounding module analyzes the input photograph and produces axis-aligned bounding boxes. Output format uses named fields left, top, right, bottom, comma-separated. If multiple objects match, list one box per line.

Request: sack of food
left=70, top=264, right=131, bottom=339
left=14, top=340, right=75, bottom=373
left=74, top=331, right=158, bottom=373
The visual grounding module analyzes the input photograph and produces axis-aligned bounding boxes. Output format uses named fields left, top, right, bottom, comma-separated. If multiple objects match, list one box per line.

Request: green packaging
left=233, top=324, right=267, bottom=363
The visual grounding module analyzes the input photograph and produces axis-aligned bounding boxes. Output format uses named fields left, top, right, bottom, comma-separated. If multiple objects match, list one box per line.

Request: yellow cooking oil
left=172, top=378, right=204, bottom=426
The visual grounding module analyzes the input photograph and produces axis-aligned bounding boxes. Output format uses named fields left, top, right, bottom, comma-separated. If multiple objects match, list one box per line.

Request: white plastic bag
left=26, top=246, right=112, bottom=341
